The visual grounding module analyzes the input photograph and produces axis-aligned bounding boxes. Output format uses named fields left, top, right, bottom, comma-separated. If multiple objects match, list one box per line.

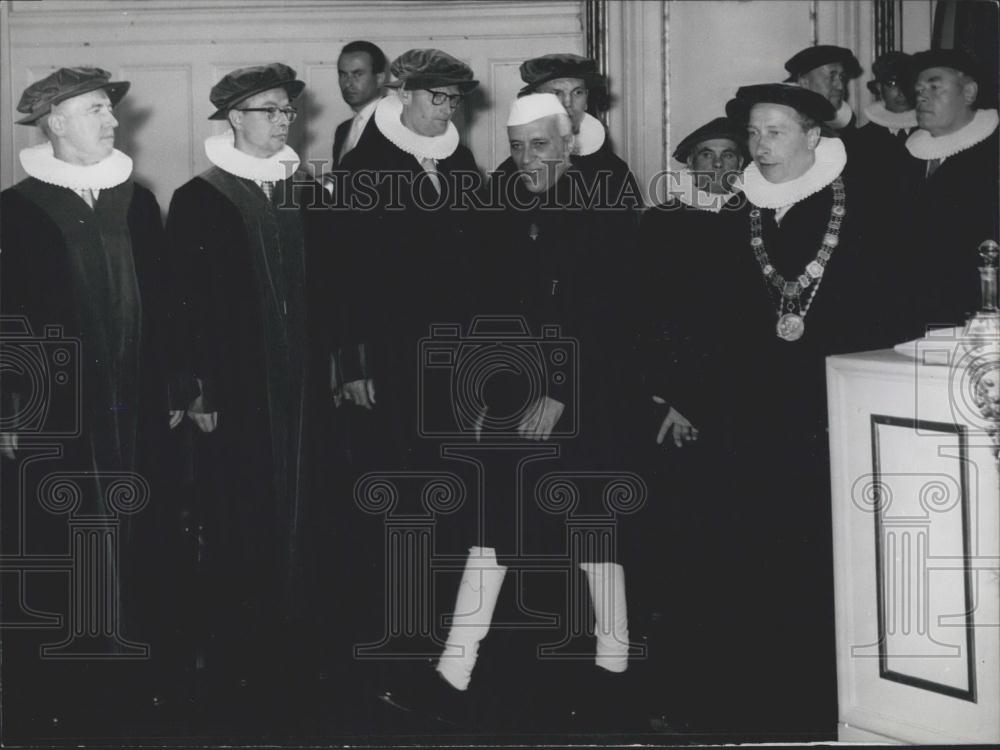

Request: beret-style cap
left=910, top=48, right=994, bottom=107
left=16, top=67, right=130, bottom=125
left=726, top=83, right=837, bottom=125
left=208, top=63, right=305, bottom=120
left=385, top=49, right=478, bottom=93
left=784, top=45, right=862, bottom=81
left=673, top=116, right=748, bottom=162
left=867, top=51, right=913, bottom=95
left=518, top=53, right=606, bottom=95
left=910, top=48, right=986, bottom=81
left=507, top=93, right=568, bottom=127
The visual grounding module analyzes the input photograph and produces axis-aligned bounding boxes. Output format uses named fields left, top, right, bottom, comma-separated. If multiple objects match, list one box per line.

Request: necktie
left=77, top=188, right=96, bottom=208
left=926, top=158, right=942, bottom=178
left=420, top=157, right=441, bottom=194
left=341, top=113, right=364, bottom=160
left=259, top=180, right=275, bottom=200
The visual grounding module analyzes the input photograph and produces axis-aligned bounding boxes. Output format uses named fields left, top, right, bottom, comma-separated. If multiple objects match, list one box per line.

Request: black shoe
left=378, top=662, right=472, bottom=728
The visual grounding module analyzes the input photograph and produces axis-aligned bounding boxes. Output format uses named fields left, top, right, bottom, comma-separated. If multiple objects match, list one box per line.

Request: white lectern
left=827, top=347, right=999, bottom=743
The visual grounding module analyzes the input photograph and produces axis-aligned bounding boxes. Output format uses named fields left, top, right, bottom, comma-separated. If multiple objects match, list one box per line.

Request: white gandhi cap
left=507, top=92, right=567, bottom=127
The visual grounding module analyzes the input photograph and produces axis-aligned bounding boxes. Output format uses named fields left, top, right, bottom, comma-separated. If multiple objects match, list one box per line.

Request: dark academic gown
left=892, top=128, right=1000, bottom=339
left=336, top=118, right=483, bottom=470
left=638, top=175, right=875, bottom=732
left=1, top=177, right=178, bottom=721
left=327, top=119, right=484, bottom=663
left=165, top=168, right=328, bottom=676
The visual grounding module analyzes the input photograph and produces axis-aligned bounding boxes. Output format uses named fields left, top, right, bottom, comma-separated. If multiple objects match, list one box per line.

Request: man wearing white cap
left=495, top=53, right=642, bottom=217
left=468, top=92, right=640, bottom=725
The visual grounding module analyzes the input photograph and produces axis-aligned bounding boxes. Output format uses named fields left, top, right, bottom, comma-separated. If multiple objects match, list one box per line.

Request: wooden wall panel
left=2, top=0, right=585, bottom=211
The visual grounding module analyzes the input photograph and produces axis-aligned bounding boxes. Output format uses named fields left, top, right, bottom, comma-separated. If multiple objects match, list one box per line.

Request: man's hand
left=168, top=410, right=184, bottom=429
left=186, top=394, right=218, bottom=433
left=656, top=405, right=698, bottom=447
left=341, top=378, right=375, bottom=410
left=1, top=433, right=18, bottom=460
left=518, top=396, right=564, bottom=441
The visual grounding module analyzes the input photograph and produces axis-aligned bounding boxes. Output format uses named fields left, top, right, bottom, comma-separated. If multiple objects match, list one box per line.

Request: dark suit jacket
left=331, top=117, right=352, bottom=168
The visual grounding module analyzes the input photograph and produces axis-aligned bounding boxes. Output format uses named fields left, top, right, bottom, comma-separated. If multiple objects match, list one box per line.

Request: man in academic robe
left=334, top=48, right=482, bottom=455
left=632, top=116, right=748, bottom=728
left=892, top=48, right=999, bottom=339
left=330, top=47, right=484, bottom=720
left=1, top=66, right=183, bottom=728
left=331, top=40, right=387, bottom=167
left=785, top=45, right=863, bottom=145
left=639, top=83, right=878, bottom=736
left=855, top=52, right=918, bottom=181
left=165, top=62, right=329, bottom=706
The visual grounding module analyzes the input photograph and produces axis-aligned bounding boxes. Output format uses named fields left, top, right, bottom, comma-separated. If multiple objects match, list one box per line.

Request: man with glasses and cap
left=1, top=66, right=183, bottom=728
left=329, top=47, right=484, bottom=722
left=165, top=62, right=330, bottom=711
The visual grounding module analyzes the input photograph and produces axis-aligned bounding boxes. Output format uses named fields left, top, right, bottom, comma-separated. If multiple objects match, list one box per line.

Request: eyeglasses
left=425, top=89, right=464, bottom=107
left=235, top=106, right=298, bottom=123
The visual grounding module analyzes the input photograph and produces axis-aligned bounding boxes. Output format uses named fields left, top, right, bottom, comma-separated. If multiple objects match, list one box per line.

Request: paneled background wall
left=0, top=0, right=585, bottom=212
left=1, top=0, right=938, bottom=209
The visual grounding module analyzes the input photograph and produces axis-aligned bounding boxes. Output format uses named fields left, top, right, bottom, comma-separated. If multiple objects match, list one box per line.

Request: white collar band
left=204, top=131, right=300, bottom=182
left=19, top=142, right=132, bottom=191
left=906, top=108, right=999, bottom=161
left=574, top=112, right=606, bottom=156
left=863, top=102, right=917, bottom=131
left=374, top=93, right=459, bottom=161
left=741, top=136, right=846, bottom=209
left=667, top=168, right=738, bottom=213
left=827, top=101, right=854, bottom=130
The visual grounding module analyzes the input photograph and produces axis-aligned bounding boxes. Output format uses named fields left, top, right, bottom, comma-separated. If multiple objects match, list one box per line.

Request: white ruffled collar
left=906, top=108, right=999, bottom=161
left=373, top=93, right=459, bottom=161
left=204, top=131, right=300, bottom=182
left=666, top=169, right=739, bottom=213
left=742, top=136, right=846, bottom=209
left=863, top=102, right=917, bottom=131
left=573, top=112, right=606, bottom=156
left=828, top=101, right=854, bottom=130
left=19, top=142, right=132, bottom=191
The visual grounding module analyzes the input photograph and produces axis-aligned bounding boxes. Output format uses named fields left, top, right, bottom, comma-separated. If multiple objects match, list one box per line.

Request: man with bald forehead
left=1, top=66, right=182, bottom=728
left=891, top=49, right=999, bottom=340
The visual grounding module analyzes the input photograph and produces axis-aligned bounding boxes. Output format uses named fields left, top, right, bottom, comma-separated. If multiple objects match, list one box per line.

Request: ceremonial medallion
left=776, top=313, right=805, bottom=341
